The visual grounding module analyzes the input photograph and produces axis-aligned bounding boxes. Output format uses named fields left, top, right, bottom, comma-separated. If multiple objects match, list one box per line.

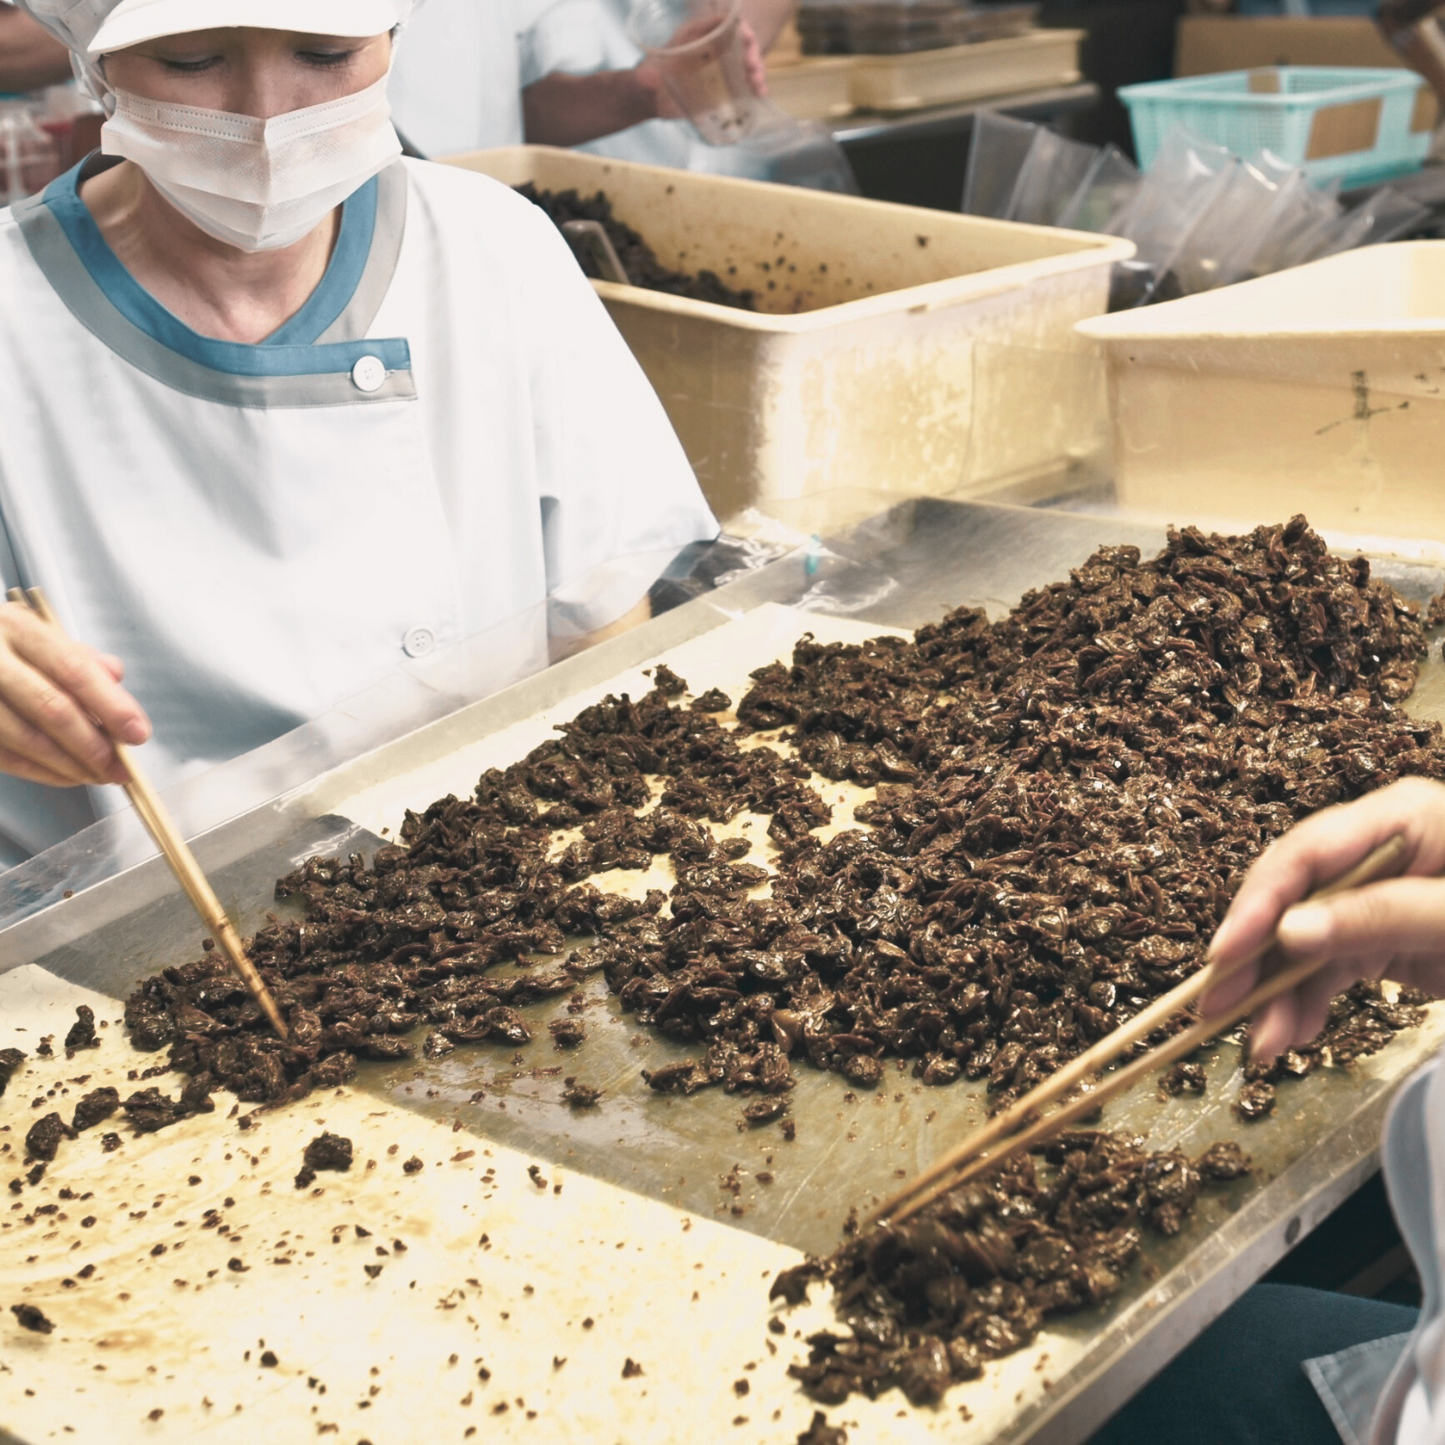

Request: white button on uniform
left=402, top=626, right=436, bottom=659
left=351, top=355, right=387, bottom=393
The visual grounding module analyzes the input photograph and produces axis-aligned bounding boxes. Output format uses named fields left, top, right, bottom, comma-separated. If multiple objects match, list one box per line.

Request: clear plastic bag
left=1312, top=186, right=1432, bottom=258
left=961, top=110, right=1038, bottom=217
left=1272, top=185, right=1349, bottom=269
left=1005, top=128, right=1101, bottom=227
left=1056, top=145, right=1140, bottom=232
left=1170, top=155, right=1283, bottom=294
left=1106, top=128, right=1235, bottom=303
left=1245, top=169, right=1336, bottom=276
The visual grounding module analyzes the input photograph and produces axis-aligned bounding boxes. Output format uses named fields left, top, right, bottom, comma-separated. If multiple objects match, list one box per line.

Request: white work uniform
left=1304, top=1053, right=1445, bottom=1444
left=389, top=0, right=556, bottom=155
left=0, top=155, right=717, bottom=866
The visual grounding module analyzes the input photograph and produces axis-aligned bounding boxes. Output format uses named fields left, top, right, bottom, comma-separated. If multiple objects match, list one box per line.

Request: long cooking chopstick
left=7, top=586, right=289, bottom=1040
left=868, top=830, right=1409, bottom=1231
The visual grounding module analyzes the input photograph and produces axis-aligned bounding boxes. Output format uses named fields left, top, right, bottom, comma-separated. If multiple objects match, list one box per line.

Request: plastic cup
left=628, top=0, right=759, bottom=146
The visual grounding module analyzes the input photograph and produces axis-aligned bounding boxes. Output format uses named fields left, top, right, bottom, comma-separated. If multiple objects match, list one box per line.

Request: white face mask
left=99, top=70, right=401, bottom=252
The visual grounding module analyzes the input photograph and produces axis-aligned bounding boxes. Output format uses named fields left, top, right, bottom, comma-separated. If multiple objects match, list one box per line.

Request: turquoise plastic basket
left=1119, top=67, right=1429, bottom=188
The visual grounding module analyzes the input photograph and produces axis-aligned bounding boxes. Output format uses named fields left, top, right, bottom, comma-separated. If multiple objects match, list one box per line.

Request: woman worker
left=0, top=0, right=719, bottom=869
left=1091, top=776, right=1445, bottom=1445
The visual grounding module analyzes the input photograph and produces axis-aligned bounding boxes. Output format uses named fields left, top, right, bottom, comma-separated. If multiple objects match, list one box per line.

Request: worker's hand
left=634, top=20, right=769, bottom=122
left=0, top=601, right=151, bottom=788
left=1200, top=778, right=1445, bottom=1062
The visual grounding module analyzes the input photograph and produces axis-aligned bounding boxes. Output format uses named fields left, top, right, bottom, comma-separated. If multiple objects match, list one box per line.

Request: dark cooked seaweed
left=116, top=518, right=1440, bottom=1126
left=71, top=1086, right=120, bottom=1132
left=63, top=1005, right=98, bottom=1053
left=561, top=1077, right=602, bottom=1108
left=24, top=1113, right=75, bottom=1162
left=778, top=1131, right=1249, bottom=1405
left=516, top=184, right=758, bottom=312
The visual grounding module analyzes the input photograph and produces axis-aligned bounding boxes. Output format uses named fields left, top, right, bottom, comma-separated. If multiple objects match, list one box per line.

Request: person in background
left=520, top=0, right=791, bottom=164
left=0, top=0, right=717, bottom=868
left=0, top=1, right=70, bottom=91
left=1090, top=776, right=1445, bottom=1445
left=386, top=0, right=553, bottom=156
left=388, top=0, right=782, bottom=160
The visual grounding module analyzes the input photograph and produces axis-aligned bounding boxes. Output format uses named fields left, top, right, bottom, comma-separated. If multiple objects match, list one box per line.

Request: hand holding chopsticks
left=6, top=586, right=289, bottom=1041
left=869, top=825, right=1416, bottom=1234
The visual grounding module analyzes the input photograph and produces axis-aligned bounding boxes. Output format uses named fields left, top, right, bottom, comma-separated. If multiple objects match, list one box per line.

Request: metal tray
left=3, top=497, right=1443, bottom=1444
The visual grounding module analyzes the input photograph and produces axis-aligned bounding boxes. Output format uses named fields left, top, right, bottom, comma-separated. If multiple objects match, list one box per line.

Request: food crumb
left=10, top=1303, right=53, bottom=1334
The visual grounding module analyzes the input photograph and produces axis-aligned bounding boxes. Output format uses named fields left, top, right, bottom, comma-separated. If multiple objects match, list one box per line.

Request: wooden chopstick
left=868, top=831, right=1410, bottom=1231
left=6, top=586, right=289, bottom=1040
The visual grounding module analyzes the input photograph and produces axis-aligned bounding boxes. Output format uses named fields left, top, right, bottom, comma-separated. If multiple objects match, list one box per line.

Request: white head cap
left=16, top=0, right=416, bottom=56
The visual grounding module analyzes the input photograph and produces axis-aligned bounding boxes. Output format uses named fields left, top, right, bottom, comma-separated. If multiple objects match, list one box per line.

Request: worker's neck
left=79, top=160, right=339, bottom=346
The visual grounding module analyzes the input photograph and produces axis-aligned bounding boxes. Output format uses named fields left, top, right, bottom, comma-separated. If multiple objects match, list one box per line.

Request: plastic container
left=1119, top=67, right=1432, bottom=188
left=1076, top=242, right=1445, bottom=540
left=797, top=0, right=853, bottom=54
left=844, top=0, right=973, bottom=54
left=849, top=29, right=1083, bottom=112
left=797, top=0, right=1038, bottom=54
left=766, top=56, right=857, bottom=120
left=955, top=3, right=1040, bottom=42
left=450, top=146, right=1133, bottom=531
left=628, top=0, right=761, bottom=145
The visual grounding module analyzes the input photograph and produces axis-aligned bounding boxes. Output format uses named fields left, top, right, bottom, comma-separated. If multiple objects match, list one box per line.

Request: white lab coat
left=1304, top=1054, right=1445, bottom=1444
left=0, top=154, right=717, bottom=866
left=390, top=0, right=557, bottom=155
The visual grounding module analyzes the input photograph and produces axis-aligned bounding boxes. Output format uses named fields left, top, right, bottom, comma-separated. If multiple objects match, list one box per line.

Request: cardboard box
left=1176, top=15, right=1407, bottom=75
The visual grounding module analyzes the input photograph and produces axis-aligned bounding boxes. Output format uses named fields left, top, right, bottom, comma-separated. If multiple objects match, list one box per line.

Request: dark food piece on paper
left=295, top=1131, right=353, bottom=1188
left=10, top=1303, right=53, bottom=1334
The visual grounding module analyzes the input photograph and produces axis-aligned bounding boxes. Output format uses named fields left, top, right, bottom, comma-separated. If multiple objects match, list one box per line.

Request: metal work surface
left=3, top=498, right=1444, bottom=1444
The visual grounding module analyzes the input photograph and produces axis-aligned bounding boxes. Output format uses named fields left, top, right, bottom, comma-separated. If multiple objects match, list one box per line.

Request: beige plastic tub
left=767, top=55, right=857, bottom=120
left=1077, top=242, right=1445, bottom=542
left=449, top=146, right=1132, bottom=530
left=849, top=30, right=1083, bottom=114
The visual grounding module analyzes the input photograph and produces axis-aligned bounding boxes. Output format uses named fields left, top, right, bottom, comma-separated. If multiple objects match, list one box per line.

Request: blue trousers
left=1088, top=1283, right=1419, bottom=1445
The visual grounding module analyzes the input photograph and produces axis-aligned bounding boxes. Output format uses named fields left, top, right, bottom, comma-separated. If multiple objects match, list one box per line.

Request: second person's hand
left=635, top=20, right=769, bottom=121
left=1200, top=777, right=1445, bottom=1061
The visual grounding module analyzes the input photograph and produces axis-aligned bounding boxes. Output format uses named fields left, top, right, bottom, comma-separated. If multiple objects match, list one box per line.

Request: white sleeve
left=517, top=202, right=719, bottom=636
left=520, top=0, right=623, bottom=84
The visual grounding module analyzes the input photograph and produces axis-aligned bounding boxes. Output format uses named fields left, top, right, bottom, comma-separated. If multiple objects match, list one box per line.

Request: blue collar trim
left=39, top=161, right=406, bottom=378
